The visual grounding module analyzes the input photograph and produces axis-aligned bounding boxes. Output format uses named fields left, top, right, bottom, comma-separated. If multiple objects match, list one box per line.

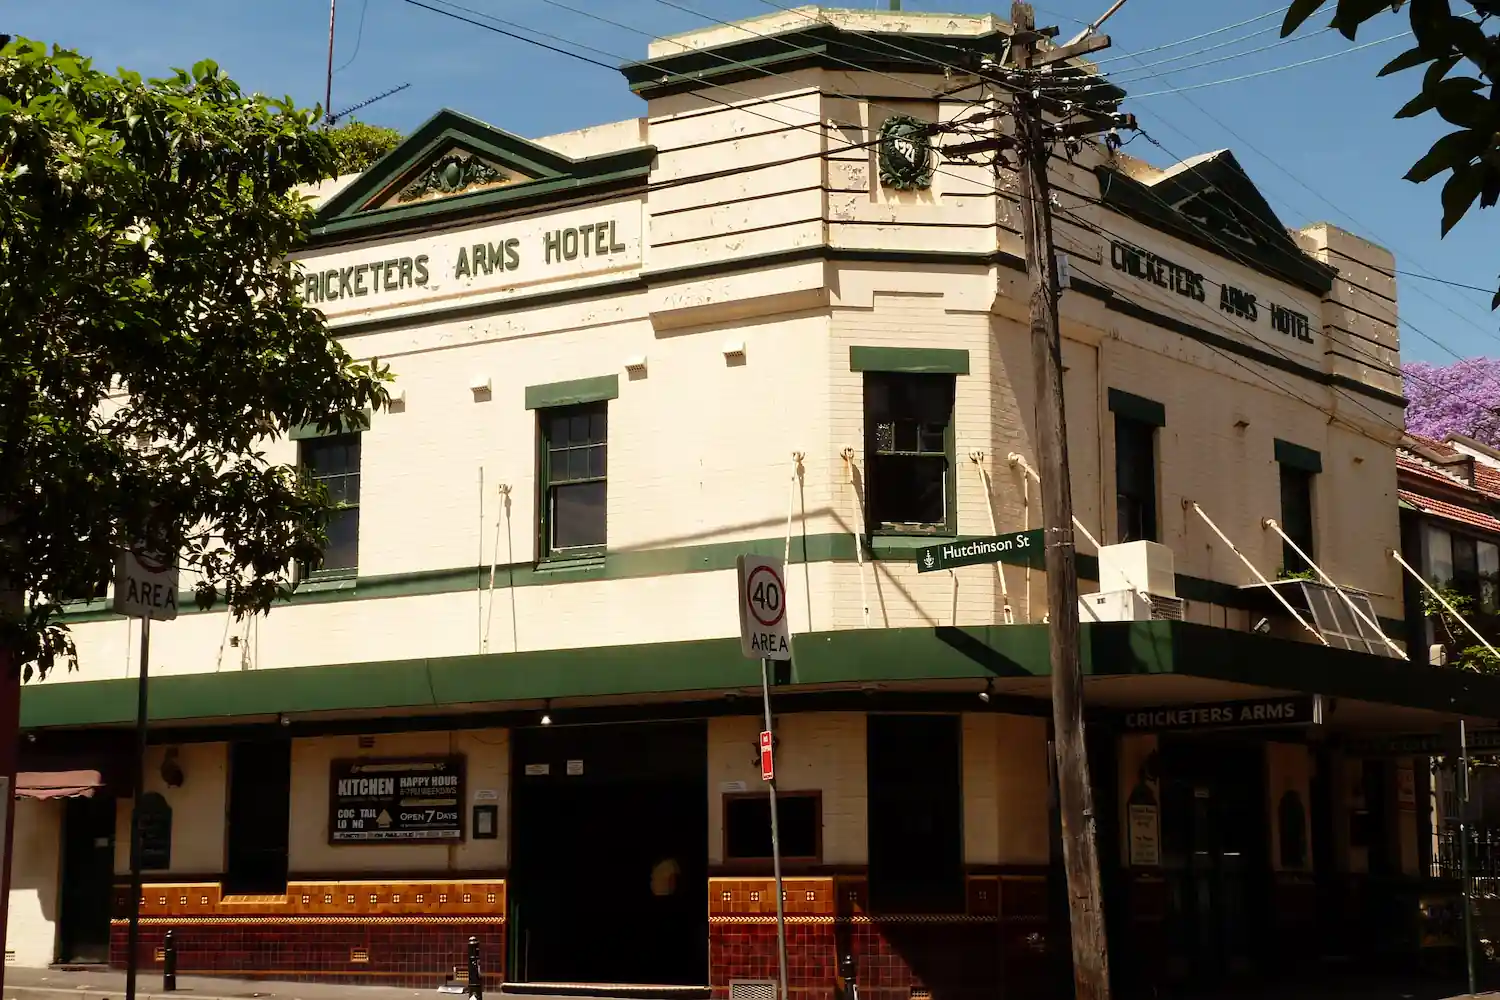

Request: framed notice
left=1128, top=803, right=1160, bottom=867
left=329, top=756, right=465, bottom=843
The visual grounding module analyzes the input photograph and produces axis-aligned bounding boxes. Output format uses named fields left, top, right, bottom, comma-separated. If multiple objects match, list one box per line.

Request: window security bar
left=1390, top=548, right=1500, bottom=663
left=1263, top=518, right=1406, bottom=659
left=1186, top=500, right=1327, bottom=645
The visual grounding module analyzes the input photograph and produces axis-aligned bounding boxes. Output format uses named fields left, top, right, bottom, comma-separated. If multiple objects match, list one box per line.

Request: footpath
left=1, top=967, right=438, bottom=1000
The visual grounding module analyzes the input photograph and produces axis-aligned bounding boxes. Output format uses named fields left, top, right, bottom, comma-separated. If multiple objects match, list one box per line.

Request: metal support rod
left=760, top=658, right=789, bottom=1000
left=162, top=929, right=176, bottom=992
left=1006, top=453, right=1102, bottom=551
left=1262, top=518, right=1406, bottom=658
left=1187, top=501, right=1326, bottom=644
left=124, top=617, right=151, bottom=1000
left=1390, top=548, right=1500, bottom=661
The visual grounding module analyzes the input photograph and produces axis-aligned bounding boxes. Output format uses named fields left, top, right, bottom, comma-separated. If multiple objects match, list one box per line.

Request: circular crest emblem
left=878, top=115, right=934, bottom=191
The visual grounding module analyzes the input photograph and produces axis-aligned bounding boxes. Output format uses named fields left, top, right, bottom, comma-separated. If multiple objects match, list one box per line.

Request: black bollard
left=839, top=953, right=857, bottom=1000
left=162, top=930, right=177, bottom=992
left=467, top=936, right=482, bottom=1000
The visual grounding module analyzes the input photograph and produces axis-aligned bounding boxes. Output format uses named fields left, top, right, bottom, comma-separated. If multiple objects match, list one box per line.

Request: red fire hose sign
left=736, top=555, right=791, bottom=661
left=760, top=730, right=775, bottom=782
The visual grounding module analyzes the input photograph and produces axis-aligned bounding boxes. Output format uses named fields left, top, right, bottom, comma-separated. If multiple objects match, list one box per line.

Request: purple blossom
left=1404, top=359, right=1500, bottom=446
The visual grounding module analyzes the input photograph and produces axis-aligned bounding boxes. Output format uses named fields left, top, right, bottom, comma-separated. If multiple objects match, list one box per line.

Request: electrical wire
left=1124, top=27, right=1415, bottom=100
left=1089, top=6, right=1288, bottom=65
left=1081, top=24, right=1328, bottom=87
left=333, top=0, right=370, bottom=75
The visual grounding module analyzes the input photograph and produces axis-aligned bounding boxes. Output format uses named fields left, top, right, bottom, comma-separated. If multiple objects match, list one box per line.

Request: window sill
left=297, top=574, right=358, bottom=594
left=535, top=552, right=606, bottom=576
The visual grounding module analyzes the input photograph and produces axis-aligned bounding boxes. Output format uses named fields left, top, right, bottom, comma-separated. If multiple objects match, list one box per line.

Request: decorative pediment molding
left=310, top=109, right=656, bottom=244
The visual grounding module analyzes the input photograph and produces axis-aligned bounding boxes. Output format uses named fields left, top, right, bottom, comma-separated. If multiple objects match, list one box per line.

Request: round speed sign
left=745, top=564, right=786, bottom=628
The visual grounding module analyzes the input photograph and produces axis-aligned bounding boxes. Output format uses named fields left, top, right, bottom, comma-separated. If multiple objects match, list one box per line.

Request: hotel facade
left=9, top=8, right=1499, bottom=998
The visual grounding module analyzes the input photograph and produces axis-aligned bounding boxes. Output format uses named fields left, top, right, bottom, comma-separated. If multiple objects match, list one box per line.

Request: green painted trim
left=1107, top=388, right=1166, bottom=428
left=524, top=375, right=620, bottom=411
left=1275, top=439, right=1323, bottom=474
left=849, top=346, right=971, bottom=375
left=54, top=528, right=1404, bottom=639
left=289, top=409, right=372, bottom=442
left=20, top=620, right=1464, bottom=730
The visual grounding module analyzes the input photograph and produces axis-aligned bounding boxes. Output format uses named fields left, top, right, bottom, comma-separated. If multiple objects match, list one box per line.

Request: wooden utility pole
left=1009, top=4, right=1112, bottom=998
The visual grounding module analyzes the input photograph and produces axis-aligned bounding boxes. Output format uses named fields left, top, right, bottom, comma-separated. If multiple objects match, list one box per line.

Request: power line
left=333, top=0, right=370, bottom=75
left=1090, top=6, right=1287, bottom=64
left=1125, top=27, right=1414, bottom=100
left=395, top=0, right=616, bottom=69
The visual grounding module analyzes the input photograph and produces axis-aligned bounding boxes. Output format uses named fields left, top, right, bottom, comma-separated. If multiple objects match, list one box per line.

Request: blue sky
left=11, top=0, right=1497, bottom=365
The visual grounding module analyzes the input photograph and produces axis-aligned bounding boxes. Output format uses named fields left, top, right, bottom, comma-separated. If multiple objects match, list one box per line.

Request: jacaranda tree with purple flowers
left=1404, top=358, right=1500, bottom=445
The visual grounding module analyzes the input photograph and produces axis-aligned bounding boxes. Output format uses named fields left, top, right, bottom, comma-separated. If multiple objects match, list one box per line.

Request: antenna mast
left=323, top=0, right=338, bottom=127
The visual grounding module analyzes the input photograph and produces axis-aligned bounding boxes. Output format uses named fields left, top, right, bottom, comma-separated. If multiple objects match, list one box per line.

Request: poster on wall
left=1127, top=803, right=1160, bottom=867
left=329, top=756, right=465, bottom=843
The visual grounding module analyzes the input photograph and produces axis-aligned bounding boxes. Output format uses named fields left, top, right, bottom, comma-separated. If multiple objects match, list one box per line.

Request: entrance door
left=1158, top=737, right=1268, bottom=983
left=510, top=721, right=707, bottom=986
left=59, top=795, right=117, bottom=964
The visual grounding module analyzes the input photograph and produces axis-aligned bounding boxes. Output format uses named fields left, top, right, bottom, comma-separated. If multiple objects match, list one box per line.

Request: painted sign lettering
left=1110, top=241, right=1206, bottom=303
left=1120, top=695, right=1321, bottom=732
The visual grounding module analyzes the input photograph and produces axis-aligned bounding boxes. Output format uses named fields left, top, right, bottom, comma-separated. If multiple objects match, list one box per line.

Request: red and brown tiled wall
left=109, top=880, right=506, bottom=989
left=708, top=874, right=1055, bottom=1000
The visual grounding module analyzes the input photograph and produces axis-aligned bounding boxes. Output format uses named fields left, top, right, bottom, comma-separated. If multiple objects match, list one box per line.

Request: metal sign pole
left=759, top=657, right=789, bottom=1000
left=124, top=616, right=151, bottom=1000
left=1460, top=720, right=1476, bottom=998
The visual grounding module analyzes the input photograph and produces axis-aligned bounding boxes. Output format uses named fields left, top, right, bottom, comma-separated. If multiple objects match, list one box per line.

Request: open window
left=863, top=372, right=955, bottom=534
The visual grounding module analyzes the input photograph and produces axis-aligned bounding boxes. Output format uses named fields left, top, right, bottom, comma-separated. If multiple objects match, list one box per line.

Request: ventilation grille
left=1146, top=594, right=1185, bottom=621
left=730, top=980, right=779, bottom=1000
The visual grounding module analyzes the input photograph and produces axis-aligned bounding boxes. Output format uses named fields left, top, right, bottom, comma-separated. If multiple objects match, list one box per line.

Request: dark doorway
left=59, top=795, right=117, bottom=964
left=510, top=721, right=707, bottom=986
left=1157, top=735, right=1269, bottom=983
left=224, top=739, right=291, bottom=894
left=867, top=714, right=964, bottom=914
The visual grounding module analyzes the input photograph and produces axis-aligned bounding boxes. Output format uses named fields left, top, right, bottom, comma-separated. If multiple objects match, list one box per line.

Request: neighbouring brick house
left=10, top=8, right=1499, bottom=1000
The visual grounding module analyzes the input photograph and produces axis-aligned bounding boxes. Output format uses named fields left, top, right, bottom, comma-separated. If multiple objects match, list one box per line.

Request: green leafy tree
left=327, top=119, right=403, bottom=174
left=1419, top=582, right=1500, bottom=672
left=1282, top=0, right=1500, bottom=303
left=0, top=39, right=391, bottom=680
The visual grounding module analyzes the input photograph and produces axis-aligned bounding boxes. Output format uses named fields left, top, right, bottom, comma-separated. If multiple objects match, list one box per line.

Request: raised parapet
left=1294, top=223, right=1402, bottom=403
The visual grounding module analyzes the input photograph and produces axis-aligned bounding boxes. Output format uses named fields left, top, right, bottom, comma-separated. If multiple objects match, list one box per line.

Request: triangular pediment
left=1097, top=150, right=1336, bottom=295
left=311, top=109, right=655, bottom=243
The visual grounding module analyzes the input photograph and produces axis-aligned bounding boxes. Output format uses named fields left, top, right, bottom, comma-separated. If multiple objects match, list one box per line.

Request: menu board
left=329, top=756, right=465, bottom=843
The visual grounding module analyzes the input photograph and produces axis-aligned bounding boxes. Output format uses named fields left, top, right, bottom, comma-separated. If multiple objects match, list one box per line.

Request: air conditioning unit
left=1098, top=540, right=1177, bottom=597
left=1079, top=589, right=1184, bottom=623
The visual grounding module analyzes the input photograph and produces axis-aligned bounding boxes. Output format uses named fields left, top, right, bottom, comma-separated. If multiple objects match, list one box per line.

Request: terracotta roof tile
left=1398, top=451, right=1476, bottom=491
left=1475, top=464, right=1500, bottom=500
left=1399, top=489, right=1500, bottom=535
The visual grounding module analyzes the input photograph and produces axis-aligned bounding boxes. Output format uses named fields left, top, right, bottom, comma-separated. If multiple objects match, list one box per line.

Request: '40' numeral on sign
left=752, top=580, right=781, bottom=614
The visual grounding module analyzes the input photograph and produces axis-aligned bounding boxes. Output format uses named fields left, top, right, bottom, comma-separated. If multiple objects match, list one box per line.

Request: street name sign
left=112, top=548, right=179, bottom=621
left=916, top=529, right=1044, bottom=573
left=737, top=555, right=792, bottom=661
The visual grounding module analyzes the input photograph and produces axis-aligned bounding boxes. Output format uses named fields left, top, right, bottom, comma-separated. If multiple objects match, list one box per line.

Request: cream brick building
left=10, top=7, right=1496, bottom=997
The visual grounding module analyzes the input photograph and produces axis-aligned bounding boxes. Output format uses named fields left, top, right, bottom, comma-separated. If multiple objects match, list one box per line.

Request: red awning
left=15, top=770, right=103, bottom=800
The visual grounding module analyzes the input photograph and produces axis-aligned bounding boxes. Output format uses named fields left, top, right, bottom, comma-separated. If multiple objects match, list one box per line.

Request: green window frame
left=538, top=402, right=608, bottom=560
left=863, top=371, right=957, bottom=536
left=299, top=433, right=362, bottom=579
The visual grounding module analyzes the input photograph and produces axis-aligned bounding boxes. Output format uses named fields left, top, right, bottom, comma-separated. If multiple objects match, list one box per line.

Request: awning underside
left=15, top=769, right=103, bottom=799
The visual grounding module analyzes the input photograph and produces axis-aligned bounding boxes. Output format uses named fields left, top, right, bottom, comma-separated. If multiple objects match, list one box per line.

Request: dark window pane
left=587, top=444, right=606, bottom=478
left=869, top=454, right=946, bottom=525
left=551, top=480, right=606, bottom=549
left=568, top=412, right=590, bottom=444
left=725, top=795, right=819, bottom=860
left=865, top=373, right=954, bottom=529
left=549, top=414, right=570, bottom=445
left=1115, top=415, right=1157, bottom=543
left=322, top=508, right=359, bottom=572
left=1279, top=465, right=1315, bottom=572
left=589, top=410, right=607, bottom=443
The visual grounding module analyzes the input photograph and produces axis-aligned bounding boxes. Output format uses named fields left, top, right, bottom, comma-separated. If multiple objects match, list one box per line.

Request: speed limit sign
left=736, top=555, right=791, bottom=661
